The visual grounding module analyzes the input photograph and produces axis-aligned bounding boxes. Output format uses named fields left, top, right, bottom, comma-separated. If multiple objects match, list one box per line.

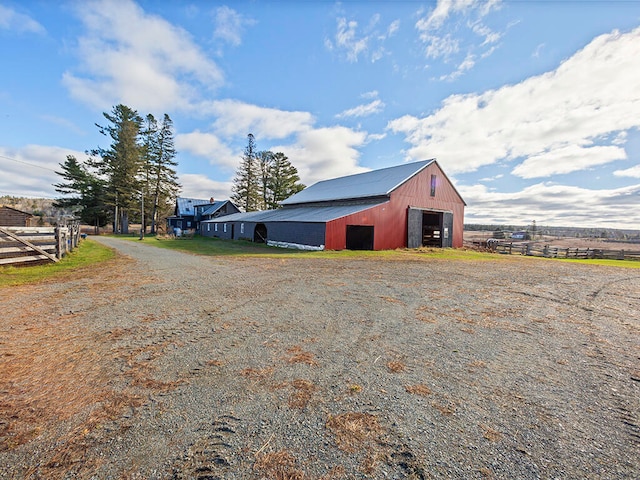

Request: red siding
left=324, top=162, right=465, bottom=250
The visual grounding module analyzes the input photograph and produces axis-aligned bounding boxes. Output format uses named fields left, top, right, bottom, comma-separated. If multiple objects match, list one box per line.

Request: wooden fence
left=488, top=241, right=640, bottom=261
left=0, top=224, right=81, bottom=267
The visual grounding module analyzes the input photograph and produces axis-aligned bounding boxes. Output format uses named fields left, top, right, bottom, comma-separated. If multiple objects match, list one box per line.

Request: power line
left=0, top=154, right=58, bottom=173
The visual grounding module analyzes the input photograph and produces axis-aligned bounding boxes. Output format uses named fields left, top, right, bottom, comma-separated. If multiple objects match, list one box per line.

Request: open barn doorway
left=407, top=208, right=453, bottom=248
left=254, top=223, right=267, bottom=243
left=346, top=225, right=374, bottom=250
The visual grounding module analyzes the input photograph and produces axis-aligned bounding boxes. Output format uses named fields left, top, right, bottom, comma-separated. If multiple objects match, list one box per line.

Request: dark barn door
left=254, top=223, right=267, bottom=243
left=407, top=207, right=423, bottom=248
left=346, top=225, right=374, bottom=250
left=441, top=212, right=453, bottom=248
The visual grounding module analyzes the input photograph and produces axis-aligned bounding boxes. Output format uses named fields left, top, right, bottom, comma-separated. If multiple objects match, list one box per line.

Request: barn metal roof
left=280, top=159, right=435, bottom=206
left=202, top=201, right=386, bottom=224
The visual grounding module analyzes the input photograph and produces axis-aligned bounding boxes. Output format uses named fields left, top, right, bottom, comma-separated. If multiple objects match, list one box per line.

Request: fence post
left=55, top=227, right=62, bottom=259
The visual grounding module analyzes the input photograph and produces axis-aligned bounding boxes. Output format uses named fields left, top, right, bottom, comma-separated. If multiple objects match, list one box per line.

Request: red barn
left=201, top=159, right=466, bottom=250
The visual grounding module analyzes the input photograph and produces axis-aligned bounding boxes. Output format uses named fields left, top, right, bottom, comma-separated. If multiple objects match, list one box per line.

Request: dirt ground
left=1, top=237, right=639, bottom=479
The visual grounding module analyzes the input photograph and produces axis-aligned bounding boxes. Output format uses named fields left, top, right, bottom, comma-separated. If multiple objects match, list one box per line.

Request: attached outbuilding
left=0, top=205, right=35, bottom=227
left=201, top=159, right=466, bottom=250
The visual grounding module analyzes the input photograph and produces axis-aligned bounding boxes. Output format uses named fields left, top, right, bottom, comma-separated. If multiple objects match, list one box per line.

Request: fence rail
left=0, top=224, right=81, bottom=267
left=488, top=241, right=640, bottom=261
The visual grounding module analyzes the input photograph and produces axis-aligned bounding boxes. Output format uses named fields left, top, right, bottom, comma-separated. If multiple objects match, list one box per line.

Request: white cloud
left=416, top=0, right=482, bottom=32
left=63, top=0, right=223, bottom=112
left=332, top=17, right=368, bottom=62
left=326, top=14, right=400, bottom=63
left=336, top=99, right=385, bottom=119
left=212, top=6, right=255, bottom=46
left=0, top=145, right=86, bottom=198
left=178, top=173, right=233, bottom=200
left=459, top=181, right=640, bottom=228
left=512, top=145, right=627, bottom=179
left=0, top=5, right=45, bottom=34
left=415, top=0, right=502, bottom=76
left=180, top=101, right=370, bottom=187
left=388, top=27, right=640, bottom=178
left=175, top=131, right=237, bottom=170
left=614, top=164, right=640, bottom=178
left=270, top=126, right=369, bottom=185
left=207, top=100, right=315, bottom=139
left=387, top=19, right=400, bottom=37
left=423, top=33, right=459, bottom=59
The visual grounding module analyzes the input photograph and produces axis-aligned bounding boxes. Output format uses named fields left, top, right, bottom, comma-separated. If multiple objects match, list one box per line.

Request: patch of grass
left=556, top=257, right=640, bottom=268
left=480, top=424, right=502, bottom=442
left=288, top=379, right=316, bottom=409
left=404, top=384, right=432, bottom=396
left=326, top=412, right=382, bottom=453
left=386, top=360, right=406, bottom=373
left=0, top=239, right=115, bottom=287
left=286, top=346, right=318, bottom=366
left=119, top=234, right=498, bottom=261
left=254, top=449, right=306, bottom=480
left=116, top=234, right=640, bottom=267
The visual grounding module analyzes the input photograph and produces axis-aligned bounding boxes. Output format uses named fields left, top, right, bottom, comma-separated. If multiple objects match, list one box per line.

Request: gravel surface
left=1, top=236, right=639, bottom=479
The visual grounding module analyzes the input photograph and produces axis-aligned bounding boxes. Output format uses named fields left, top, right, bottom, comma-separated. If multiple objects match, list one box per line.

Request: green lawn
left=0, top=239, right=116, bottom=287
left=3, top=235, right=636, bottom=289
left=133, top=234, right=640, bottom=267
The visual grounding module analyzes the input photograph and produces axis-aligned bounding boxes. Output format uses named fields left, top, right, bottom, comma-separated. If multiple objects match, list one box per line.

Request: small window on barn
left=215, top=223, right=218, bottom=232
left=240, top=223, right=244, bottom=234
left=223, top=223, right=227, bottom=233
left=430, top=174, right=437, bottom=197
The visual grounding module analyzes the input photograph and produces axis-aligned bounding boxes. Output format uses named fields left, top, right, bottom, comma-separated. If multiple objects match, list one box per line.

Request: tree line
left=54, top=112, right=306, bottom=234
left=231, top=133, right=305, bottom=212
left=54, top=104, right=180, bottom=234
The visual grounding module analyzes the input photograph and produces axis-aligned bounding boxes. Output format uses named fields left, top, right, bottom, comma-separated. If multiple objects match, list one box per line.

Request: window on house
left=207, top=224, right=210, bottom=232
left=215, top=223, right=218, bottom=232
left=240, top=223, right=244, bottom=234
left=223, top=223, right=227, bottom=233
left=430, top=174, right=437, bottom=197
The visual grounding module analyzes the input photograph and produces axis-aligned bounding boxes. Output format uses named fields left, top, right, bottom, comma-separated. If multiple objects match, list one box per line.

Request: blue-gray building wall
left=201, top=220, right=236, bottom=239
left=201, top=220, right=326, bottom=247
left=265, top=222, right=325, bottom=247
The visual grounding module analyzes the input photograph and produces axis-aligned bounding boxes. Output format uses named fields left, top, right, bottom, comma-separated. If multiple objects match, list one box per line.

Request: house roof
left=176, top=197, right=211, bottom=216
left=281, top=159, right=435, bottom=206
left=203, top=201, right=386, bottom=224
left=200, top=200, right=232, bottom=216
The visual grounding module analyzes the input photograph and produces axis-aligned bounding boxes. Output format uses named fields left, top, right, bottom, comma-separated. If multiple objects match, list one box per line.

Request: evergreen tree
left=231, top=133, right=261, bottom=212
left=142, top=113, right=181, bottom=234
left=53, top=155, right=108, bottom=232
left=257, top=150, right=274, bottom=211
left=89, top=104, right=144, bottom=233
left=267, top=152, right=305, bottom=209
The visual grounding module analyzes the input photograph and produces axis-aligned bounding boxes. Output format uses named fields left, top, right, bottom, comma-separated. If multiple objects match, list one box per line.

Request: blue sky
left=1, top=0, right=639, bottom=229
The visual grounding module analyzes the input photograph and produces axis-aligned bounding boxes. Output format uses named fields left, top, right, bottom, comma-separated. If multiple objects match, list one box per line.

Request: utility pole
left=139, top=189, right=144, bottom=240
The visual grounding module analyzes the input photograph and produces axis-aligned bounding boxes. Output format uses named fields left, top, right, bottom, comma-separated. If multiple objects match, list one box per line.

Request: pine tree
left=142, top=114, right=181, bottom=234
left=257, top=150, right=274, bottom=211
left=89, top=104, right=144, bottom=233
left=231, top=133, right=261, bottom=212
left=53, top=155, right=108, bottom=232
left=267, top=152, right=305, bottom=209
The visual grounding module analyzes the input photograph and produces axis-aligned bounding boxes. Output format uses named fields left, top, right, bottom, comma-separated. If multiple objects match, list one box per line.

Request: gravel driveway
left=1, top=236, right=639, bottom=479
